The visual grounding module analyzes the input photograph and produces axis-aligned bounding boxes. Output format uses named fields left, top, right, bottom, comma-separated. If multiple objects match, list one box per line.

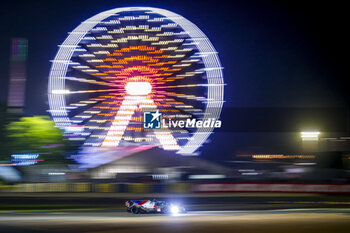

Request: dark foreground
left=1, top=193, right=350, bottom=232
left=1, top=209, right=350, bottom=233
left=2, top=193, right=350, bottom=211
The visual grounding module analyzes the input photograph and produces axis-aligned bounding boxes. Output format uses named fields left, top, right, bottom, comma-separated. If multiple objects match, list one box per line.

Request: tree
left=6, top=116, right=75, bottom=164
left=0, top=103, right=9, bottom=162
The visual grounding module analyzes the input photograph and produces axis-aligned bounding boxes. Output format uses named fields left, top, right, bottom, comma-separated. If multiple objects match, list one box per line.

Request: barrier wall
left=0, top=183, right=192, bottom=193
left=193, top=183, right=350, bottom=194
left=1, top=182, right=350, bottom=194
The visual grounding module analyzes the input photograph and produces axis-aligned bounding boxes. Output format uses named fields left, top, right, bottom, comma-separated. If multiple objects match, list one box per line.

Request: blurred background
left=0, top=0, right=349, bottom=190
left=0, top=1, right=350, bottom=232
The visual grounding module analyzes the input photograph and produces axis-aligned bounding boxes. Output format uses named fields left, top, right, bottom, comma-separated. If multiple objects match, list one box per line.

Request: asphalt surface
left=2, top=193, right=350, bottom=232
left=2, top=193, right=350, bottom=211
left=1, top=209, right=350, bottom=233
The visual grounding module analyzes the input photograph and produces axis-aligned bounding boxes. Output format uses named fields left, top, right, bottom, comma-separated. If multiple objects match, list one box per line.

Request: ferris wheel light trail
left=51, top=89, right=70, bottom=94
left=125, top=82, right=152, bottom=95
left=48, top=7, right=224, bottom=162
left=101, top=95, right=179, bottom=150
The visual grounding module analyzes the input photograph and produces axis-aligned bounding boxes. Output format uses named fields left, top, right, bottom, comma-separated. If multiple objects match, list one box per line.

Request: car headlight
left=170, top=205, right=179, bottom=214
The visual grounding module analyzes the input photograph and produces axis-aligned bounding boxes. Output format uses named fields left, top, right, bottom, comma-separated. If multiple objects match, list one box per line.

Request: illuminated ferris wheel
left=48, top=7, right=224, bottom=156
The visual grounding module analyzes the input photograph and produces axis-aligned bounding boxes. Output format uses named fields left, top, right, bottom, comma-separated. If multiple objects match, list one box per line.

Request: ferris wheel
left=48, top=7, right=224, bottom=157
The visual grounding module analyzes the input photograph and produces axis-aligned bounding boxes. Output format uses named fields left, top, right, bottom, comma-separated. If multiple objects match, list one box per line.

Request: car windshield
left=156, top=201, right=166, bottom=206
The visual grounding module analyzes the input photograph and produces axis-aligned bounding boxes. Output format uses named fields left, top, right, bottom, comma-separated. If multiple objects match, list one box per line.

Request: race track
left=1, top=209, right=350, bottom=233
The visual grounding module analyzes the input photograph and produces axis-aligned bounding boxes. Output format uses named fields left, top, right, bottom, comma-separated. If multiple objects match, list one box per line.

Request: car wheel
left=162, top=207, right=169, bottom=214
left=131, top=206, right=140, bottom=214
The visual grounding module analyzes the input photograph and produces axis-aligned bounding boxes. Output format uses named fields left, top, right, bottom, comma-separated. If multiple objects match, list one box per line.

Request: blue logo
left=143, top=110, right=162, bottom=129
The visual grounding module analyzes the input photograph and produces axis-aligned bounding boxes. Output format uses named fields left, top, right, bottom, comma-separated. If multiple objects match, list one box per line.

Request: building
left=7, top=38, right=28, bottom=114
left=89, top=147, right=233, bottom=181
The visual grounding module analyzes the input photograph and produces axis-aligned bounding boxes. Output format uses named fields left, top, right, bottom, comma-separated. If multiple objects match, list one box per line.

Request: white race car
left=125, top=199, right=186, bottom=214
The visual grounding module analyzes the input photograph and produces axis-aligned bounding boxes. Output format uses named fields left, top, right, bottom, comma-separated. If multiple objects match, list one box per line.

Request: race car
left=125, top=199, right=186, bottom=214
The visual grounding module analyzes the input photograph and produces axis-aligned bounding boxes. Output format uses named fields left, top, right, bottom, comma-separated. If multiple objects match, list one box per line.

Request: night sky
left=0, top=0, right=347, bottom=160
